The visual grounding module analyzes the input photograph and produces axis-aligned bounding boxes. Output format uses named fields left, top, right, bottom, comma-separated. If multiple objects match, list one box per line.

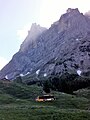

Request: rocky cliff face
left=20, top=23, right=47, bottom=52
left=0, top=8, right=90, bottom=79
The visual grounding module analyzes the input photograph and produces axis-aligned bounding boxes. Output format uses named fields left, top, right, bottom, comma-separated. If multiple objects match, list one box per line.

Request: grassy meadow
left=0, top=81, right=89, bottom=120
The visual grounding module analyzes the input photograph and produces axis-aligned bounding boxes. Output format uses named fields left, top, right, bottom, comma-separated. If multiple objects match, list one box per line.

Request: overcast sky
left=0, top=0, right=90, bottom=70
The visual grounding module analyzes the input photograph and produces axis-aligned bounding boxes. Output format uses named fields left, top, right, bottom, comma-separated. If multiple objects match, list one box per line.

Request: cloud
left=0, top=57, right=8, bottom=70
left=17, top=0, right=90, bottom=40
left=17, top=23, right=31, bottom=41
left=85, top=10, right=90, bottom=17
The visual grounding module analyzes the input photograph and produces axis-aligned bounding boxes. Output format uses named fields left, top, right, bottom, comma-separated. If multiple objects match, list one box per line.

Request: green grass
left=0, top=81, right=89, bottom=120
left=0, top=106, right=89, bottom=120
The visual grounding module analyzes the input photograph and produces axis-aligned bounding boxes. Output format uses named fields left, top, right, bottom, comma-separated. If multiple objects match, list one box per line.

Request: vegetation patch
left=0, top=81, right=89, bottom=120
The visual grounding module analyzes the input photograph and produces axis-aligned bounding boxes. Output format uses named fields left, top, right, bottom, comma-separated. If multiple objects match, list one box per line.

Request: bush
left=14, top=76, right=22, bottom=83
left=43, top=80, right=51, bottom=93
left=43, top=72, right=90, bottom=94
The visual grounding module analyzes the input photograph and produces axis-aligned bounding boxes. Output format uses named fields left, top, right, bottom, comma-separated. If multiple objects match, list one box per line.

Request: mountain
left=0, top=8, right=90, bottom=79
left=20, top=23, right=47, bottom=52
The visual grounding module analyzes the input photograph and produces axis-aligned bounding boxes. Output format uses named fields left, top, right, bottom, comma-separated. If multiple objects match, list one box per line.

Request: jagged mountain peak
left=57, top=8, right=88, bottom=32
left=20, top=23, right=47, bottom=52
left=1, top=8, right=90, bottom=79
left=66, top=8, right=80, bottom=14
left=28, top=23, right=47, bottom=37
left=51, top=8, right=80, bottom=27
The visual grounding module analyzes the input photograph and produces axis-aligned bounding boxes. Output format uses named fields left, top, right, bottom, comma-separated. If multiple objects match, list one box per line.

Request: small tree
left=43, top=80, right=51, bottom=93
left=15, top=76, right=22, bottom=83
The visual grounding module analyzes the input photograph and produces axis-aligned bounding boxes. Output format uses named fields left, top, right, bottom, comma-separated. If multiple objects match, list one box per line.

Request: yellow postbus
left=36, top=94, right=55, bottom=102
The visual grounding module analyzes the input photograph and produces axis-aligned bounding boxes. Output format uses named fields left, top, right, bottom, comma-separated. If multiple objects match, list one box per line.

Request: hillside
left=1, top=8, right=90, bottom=80
left=0, top=81, right=89, bottom=120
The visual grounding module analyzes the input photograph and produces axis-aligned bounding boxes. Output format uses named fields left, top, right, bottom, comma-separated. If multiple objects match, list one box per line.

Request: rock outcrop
left=0, top=8, right=90, bottom=79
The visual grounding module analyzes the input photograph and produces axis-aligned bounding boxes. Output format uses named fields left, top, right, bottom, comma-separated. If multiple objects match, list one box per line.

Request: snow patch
left=77, top=70, right=82, bottom=76
left=20, top=74, right=24, bottom=77
left=55, top=57, right=57, bottom=60
left=20, top=72, right=30, bottom=77
left=36, top=69, right=40, bottom=75
left=44, top=73, right=47, bottom=77
left=76, top=38, right=79, bottom=41
left=5, top=75, right=8, bottom=79
left=26, top=72, right=30, bottom=75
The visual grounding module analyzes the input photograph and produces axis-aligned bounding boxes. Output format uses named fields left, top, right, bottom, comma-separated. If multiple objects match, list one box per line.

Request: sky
left=0, top=0, right=90, bottom=70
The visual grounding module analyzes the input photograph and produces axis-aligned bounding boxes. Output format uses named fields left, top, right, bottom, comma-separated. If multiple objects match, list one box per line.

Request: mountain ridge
left=0, top=8, right=90, bottom=79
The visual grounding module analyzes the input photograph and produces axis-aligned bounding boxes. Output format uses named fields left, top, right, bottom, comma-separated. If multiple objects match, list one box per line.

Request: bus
left=36, top=94, right=55, bottom=102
